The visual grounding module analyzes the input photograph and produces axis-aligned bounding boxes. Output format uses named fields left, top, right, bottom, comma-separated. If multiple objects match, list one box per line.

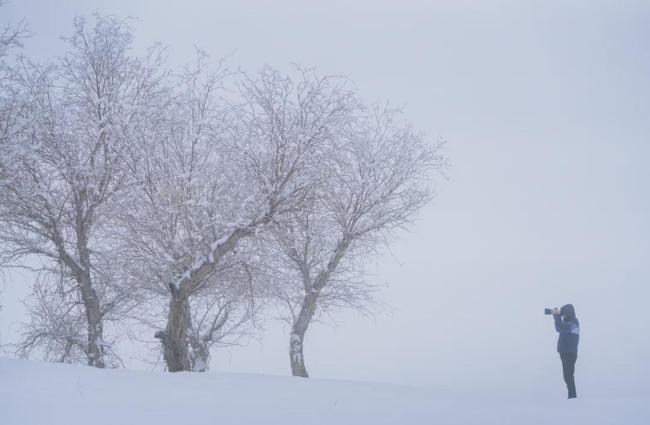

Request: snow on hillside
left=0, top=357, right=648, bottom=425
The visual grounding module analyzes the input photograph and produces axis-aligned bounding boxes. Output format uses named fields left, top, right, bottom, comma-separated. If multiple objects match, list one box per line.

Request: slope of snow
left=0, top=357, right=648, bottom=425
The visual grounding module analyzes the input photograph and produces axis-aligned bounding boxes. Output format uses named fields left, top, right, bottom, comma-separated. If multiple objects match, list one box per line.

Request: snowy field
left=1, top=357, right=648, bottom=425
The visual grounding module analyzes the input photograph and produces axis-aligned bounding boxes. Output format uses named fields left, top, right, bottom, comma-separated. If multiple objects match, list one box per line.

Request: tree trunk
left=74, top=198, right=106, bottom=368
left=163, top=289, right=192, bottom=372
left=289, top=291, right=318, bottom=378
left=82, top=285, right=105, bottom=368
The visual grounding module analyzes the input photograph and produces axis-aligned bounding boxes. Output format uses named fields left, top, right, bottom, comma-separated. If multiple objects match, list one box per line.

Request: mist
left=1, top=0, right=649, bottom=397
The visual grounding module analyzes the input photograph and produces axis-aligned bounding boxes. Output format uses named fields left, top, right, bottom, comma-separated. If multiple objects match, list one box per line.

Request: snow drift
left=0, top=357, right=648, bottom=425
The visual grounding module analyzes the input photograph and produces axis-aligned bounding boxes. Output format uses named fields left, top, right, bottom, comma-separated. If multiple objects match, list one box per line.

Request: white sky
left=1, top=0, right=649, bottom=393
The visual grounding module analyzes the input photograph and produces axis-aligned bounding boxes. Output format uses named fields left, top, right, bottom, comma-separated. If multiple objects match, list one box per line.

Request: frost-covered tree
left=1, top=9, right=445, bottom=376
left=272, top=106, right=444, bottom=377
left=0, top=16, right=165, bottom=367
left=113, top=52, right=251, bottom=372
left=117, top=63, right=356, bottom=372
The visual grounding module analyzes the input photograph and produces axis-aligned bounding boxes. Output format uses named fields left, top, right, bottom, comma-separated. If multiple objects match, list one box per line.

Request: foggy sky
left=1, top=0, right=649, bottom=394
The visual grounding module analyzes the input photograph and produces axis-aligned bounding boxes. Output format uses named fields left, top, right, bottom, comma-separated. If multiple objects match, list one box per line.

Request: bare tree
left=0, top=16, right=165, bottom=367
left=272, top=106, right=445, bottom=377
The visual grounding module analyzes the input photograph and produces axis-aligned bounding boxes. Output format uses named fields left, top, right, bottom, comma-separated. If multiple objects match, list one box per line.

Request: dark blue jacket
left=555, top=304, right=579, bottom=353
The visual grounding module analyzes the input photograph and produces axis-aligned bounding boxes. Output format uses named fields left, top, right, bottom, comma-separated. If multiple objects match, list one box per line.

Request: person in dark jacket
left=553, top=304, right=579, bottom=399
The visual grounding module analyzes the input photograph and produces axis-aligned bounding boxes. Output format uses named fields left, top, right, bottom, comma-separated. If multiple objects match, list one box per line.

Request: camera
left=544, top=308, right=557, bottom=315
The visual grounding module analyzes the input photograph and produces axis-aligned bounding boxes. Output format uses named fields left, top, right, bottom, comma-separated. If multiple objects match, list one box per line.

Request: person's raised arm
left=553, top=308, right=565, bottom=333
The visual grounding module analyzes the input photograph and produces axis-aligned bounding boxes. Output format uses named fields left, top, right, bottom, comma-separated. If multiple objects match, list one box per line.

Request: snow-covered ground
left=0, top=357, right=648, bottom=425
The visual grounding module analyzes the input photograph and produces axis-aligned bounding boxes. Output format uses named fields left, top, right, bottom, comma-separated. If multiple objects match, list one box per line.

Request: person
left=552, top=304, right=580, bottom=399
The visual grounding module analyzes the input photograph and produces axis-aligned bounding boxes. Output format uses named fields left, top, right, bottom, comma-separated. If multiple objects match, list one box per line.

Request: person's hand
left=552, top=308, right=561, bottom=317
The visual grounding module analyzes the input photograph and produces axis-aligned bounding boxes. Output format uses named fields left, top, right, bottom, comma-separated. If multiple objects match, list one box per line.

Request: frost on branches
left=270, top=106, right=444, bottom=377
left=0, top=16, right=165, bottom=367
left=116, top=57, right=358, bottom=371
left=0, top=13, right=446, bottom=375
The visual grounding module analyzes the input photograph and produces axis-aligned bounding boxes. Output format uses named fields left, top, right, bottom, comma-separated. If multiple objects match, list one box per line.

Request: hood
left=561, top=304, right=576, bottom=319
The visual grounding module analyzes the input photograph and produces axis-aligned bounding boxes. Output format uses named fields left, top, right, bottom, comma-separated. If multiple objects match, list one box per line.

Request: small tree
left=272, top=106, right=444, bottom=377
left=17, top=272, right=96, bottom=364
left=0, top=16, right=164, bottom=367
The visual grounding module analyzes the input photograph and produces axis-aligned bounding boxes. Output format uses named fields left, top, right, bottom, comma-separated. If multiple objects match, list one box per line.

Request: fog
left=1, top=0, right=649, bottom=393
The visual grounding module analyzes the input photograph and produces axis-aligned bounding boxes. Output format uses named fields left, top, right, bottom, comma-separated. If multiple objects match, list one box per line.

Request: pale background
left=1, top=0, right=649, bottom=395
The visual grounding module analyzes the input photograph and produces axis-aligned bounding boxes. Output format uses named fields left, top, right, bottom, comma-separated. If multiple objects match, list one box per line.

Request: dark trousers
left=560, top=352, right=577, bottom=398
